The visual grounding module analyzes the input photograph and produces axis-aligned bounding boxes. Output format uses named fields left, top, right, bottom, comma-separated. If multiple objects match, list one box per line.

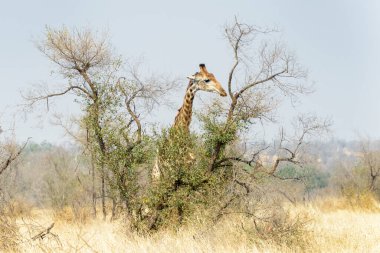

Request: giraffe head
left=187, top=64, right=227, bottom=97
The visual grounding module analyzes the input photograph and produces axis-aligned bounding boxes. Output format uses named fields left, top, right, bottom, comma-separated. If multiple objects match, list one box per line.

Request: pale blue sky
left=0, top=0, right=379, bottom=143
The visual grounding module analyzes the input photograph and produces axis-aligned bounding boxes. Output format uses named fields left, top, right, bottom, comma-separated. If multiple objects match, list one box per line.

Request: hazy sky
left=0, top=0, right=379, bottom=143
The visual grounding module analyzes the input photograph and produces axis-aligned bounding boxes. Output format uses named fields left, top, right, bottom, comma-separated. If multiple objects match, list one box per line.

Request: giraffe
left=152, top=63, right=227, bottom=180
left=173, top=63, right=227, bottom=129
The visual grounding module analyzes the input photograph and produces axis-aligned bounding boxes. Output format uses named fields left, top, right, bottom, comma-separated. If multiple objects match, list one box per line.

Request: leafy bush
left=276, top=165, right=329, bottom=194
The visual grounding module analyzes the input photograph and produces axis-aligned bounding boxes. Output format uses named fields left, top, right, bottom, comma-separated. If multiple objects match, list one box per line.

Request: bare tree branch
left=0, top=137, right=30, bottom=176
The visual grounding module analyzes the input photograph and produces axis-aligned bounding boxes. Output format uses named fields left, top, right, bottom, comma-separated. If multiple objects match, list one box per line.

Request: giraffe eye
left=204, top=79, right=210, bottom=83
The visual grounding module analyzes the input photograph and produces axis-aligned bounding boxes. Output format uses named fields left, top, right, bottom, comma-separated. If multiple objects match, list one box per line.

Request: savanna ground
left=3, top=196, right=380, bottom=253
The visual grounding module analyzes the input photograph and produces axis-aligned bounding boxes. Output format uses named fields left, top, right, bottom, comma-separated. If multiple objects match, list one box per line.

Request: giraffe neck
left=174, top=81, right=197, bottom=130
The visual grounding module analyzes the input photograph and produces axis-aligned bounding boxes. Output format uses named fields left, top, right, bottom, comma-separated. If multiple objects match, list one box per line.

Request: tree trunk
left=111, top=197, right=117, bottom=221
left=91, top=155, right=97, bottom=218
left=92, top=101, right=107, bottom=221
left=101, top=170, right=106, bottom=221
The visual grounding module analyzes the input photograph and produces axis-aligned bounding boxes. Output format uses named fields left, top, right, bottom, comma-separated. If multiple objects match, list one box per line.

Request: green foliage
left=132, top=127, right=231, bottom=232
left=276, top=165, right=329, bottom=193
left=198, top=110, right=238, bottom=161
left=105, top=127, right=154, bottom=213
left=24, top=141, right=54, bottom=154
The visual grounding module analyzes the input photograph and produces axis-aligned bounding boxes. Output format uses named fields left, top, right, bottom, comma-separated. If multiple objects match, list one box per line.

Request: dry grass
left=53, top=206, right=93, bottom=224
left=314, top=192, right=380, bottom=212
left=1, top=198, right=379, bottom=252
left=310, top=208, right=380, bottom=252
left=0, top=215, right=21, bottom=252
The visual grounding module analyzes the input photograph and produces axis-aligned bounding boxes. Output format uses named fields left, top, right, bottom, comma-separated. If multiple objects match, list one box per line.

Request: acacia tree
left=196, top=18, right=329, bottom=221
left=24, top=27, right=173, bottom=220
left=127, top=19, right=330, bottom=232
left=24, top=27, right=118, bottom=219
left=336, top=140, right=380, bottom=199
left=360, top=141, right=380, bottom=193
left=207, top=19, right=307, bottom=170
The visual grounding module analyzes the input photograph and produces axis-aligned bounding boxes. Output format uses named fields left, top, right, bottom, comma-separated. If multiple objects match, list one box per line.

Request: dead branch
left=0, top=137, right=30, bottom=176
left=31, top=223, right=56, bottom=240
left=208, top=18, right=311, bottom=171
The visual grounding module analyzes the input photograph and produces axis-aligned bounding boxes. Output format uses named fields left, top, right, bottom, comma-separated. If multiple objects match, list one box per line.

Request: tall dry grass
left=2, top=197, right=380, bottom=253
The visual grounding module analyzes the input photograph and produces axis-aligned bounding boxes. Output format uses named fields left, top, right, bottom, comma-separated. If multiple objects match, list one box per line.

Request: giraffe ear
left=187, top=75, right=195, bottom=80
left=199, top=63, right=208, bottom=74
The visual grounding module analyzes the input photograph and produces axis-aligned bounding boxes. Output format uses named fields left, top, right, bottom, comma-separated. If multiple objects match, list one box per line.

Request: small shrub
left=243, top=211, right=311, bottom=250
